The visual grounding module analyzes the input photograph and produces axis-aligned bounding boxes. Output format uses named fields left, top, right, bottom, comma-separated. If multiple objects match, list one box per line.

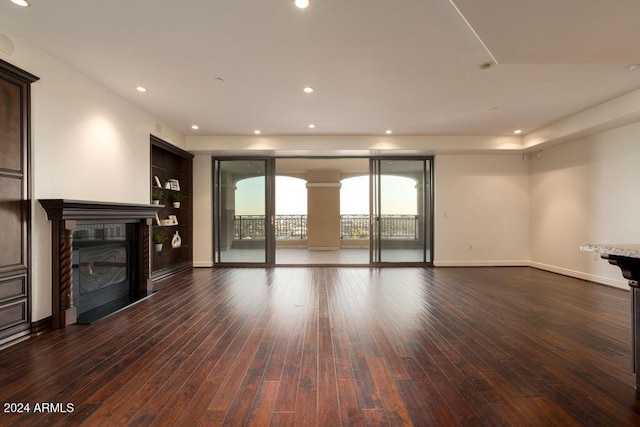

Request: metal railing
left=378, top=214, right=419, bottom=239
left=340, top=214, right=370, bottom=239
left=234, top=214, right=418, bottom=240
left=235, top=215, right=307, bottom=240
left=275, top=215, right=307, bottom=239
left=341, top=214, right=418, bottom=239
left=234, top=215, right=266, bottom=240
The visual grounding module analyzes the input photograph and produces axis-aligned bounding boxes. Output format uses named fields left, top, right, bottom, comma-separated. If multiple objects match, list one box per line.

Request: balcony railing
left=234, top=215, right=266, bottom=240
left=341, top=214, right=418, bottom=239
left=234, top=214, right=418, bottom=240
left=340, top=214, right=369, bottom=239
left=235, top=215, right=307, bottom=240
left=380, top=215, right=419, bottom=239
left=275, top=215, right=307, bottom=239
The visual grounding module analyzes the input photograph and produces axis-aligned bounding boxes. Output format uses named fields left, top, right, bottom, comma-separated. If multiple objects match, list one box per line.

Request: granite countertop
left=580, top=244, right=640, bottom=259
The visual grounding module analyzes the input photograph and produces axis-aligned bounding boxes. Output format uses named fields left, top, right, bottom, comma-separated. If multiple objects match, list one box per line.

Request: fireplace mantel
left=39, top=199, right=162, bottom=327
left=39, top=199, right=163, bottom=221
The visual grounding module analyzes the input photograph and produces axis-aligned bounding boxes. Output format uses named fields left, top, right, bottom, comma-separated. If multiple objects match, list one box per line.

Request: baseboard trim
left=31, top=316, right=52, bottom=336
left=528, top=261, right=628, bottom=290
left=193, top=261, right=214, bottom=268
left=434, top=260, right=530, bottom=267
left=197, top=258, right=628, bottom=289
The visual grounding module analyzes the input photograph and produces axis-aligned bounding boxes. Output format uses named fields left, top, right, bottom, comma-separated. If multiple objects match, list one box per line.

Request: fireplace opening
left=72, top=223, right=145, bottom=324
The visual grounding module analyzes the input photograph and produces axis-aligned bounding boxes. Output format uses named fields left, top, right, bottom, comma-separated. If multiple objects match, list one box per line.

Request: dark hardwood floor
left=2, top=266, right=640, bottom=426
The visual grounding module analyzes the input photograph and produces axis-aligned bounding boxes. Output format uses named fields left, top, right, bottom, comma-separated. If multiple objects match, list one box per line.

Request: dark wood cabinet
left=0, top=59, right=38, bottom=346
left=150, top=135, right=194, bottom=280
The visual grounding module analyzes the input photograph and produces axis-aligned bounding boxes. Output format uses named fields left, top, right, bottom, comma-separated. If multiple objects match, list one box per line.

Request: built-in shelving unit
left=150, top=135, right=194, bottom=280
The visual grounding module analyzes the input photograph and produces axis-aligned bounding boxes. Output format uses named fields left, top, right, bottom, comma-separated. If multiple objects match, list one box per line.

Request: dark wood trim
left=39, top=200, right=162, bottom=327
left=0, top=58, right=39, bottom=83
left=0, top=59, right=38, bottom=346
left=150, top=136, right=193, bottom=280
left=30, top=316, right=52, bottom=336
left=151, top=261, right=193, bottom=282
left=58, top=220, right=77, bottom=327
left=150, top=134, right=194, bottom=159
left=39, top=199, right=162, bottom=221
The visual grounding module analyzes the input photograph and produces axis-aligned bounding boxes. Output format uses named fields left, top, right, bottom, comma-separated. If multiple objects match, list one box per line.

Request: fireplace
left=72, top=223, right=138, bottom=324
left=39, top=200, right=162, bottom=327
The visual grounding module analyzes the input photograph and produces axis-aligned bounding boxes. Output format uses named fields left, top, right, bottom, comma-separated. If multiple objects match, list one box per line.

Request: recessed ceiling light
left=514, top=129, right=522, bottom=134
left=627, top=64, right=640, bottom=72
left=303, top=87, right=314, bottom=94
left=295, top=0, right=309, bottom=9
left=254, top=130, right=261, bottom=135
left=191, top=125, right=199, bottom=130
left=136, top=86, right=147, bottom=93
left=11, top=0, right=29, bottom=7
left=385, top=130, right=392, bottom=134
left=308, top=124, right=315, bottom=129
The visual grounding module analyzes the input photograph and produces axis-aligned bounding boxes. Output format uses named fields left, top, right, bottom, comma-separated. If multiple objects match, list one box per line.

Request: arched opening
left=340, top=175, right=369, bottom=240
left=340, top=175, right=369, bottom=214
left=275, top=175, right=307, bottom=240
left=235, top=176, right=266, bottom=216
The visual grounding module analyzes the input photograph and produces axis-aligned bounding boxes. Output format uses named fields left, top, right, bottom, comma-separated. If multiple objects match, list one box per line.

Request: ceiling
left=1, top=0, right=639, bottom=137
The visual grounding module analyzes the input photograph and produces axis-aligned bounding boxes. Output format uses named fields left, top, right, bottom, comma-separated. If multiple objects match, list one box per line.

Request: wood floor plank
left=171, top=310, right=263, bottom=426
left=333, top=330, right=355, bottom=380
left=1, top=266, right=640, bottom=426
left=107, top=307, right=238, bottom=425
left=368, top=358, right=413, bottom=425
left=394, top=379, right=438, bottom=426
left=337, top=379, right=367, bottom=426
left=318, top=358, right=340, bottom=426
left=220, top=340, right=275, bottom=425
left=400, top=355, right=461, bottom=426
left=137, top=311, right=254, bottom=426
left=207, top=324, right=268, bottom=411
left=273, top=322, right=305, bottom=411
left=246, top=381, right=279, bottom=426
left=348, top=341, right=383, bottom=410
left=294, top=342, right=318, bottom=426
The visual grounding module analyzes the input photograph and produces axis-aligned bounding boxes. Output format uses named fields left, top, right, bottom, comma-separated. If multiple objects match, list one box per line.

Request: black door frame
left=212, top=156, right=434, bottom=267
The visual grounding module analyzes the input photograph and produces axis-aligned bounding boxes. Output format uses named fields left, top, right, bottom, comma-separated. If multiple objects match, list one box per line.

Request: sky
left=235, top=175, right=417, bottom=215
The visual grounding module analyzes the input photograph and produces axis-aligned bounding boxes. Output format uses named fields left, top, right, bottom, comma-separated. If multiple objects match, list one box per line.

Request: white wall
left=1, top=30, right=184, bottom=321
left=529, top=122, right=640, bottom=288
left=434, top=154, right=530, bottom=266
left=193, top=155, right=213, bottom=267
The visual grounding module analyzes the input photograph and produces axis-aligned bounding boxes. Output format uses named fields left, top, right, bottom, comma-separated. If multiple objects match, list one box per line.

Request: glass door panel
left=370, top=159, right=380, bottom=263
left=370, top=158, right=433, bottom=264
left=214, top=159, right=274, bottom=264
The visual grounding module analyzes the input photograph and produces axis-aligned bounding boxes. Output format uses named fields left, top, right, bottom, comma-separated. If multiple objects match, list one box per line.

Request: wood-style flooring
left=1, top=266, right=640, bottom=426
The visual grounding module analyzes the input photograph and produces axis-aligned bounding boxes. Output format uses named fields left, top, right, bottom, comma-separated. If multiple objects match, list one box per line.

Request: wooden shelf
left=150, top=135, right=194, bottom=281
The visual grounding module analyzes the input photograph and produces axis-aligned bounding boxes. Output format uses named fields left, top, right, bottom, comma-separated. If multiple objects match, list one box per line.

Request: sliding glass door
left=213, top=159, right=275, bottom=264
left=213, top=157, right=433, bottom=265
left=370, top=158, right=433, bottom=264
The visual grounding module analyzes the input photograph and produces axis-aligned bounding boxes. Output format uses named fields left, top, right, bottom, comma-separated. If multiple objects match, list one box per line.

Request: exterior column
left=306, top=171, right=341, bottom=250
